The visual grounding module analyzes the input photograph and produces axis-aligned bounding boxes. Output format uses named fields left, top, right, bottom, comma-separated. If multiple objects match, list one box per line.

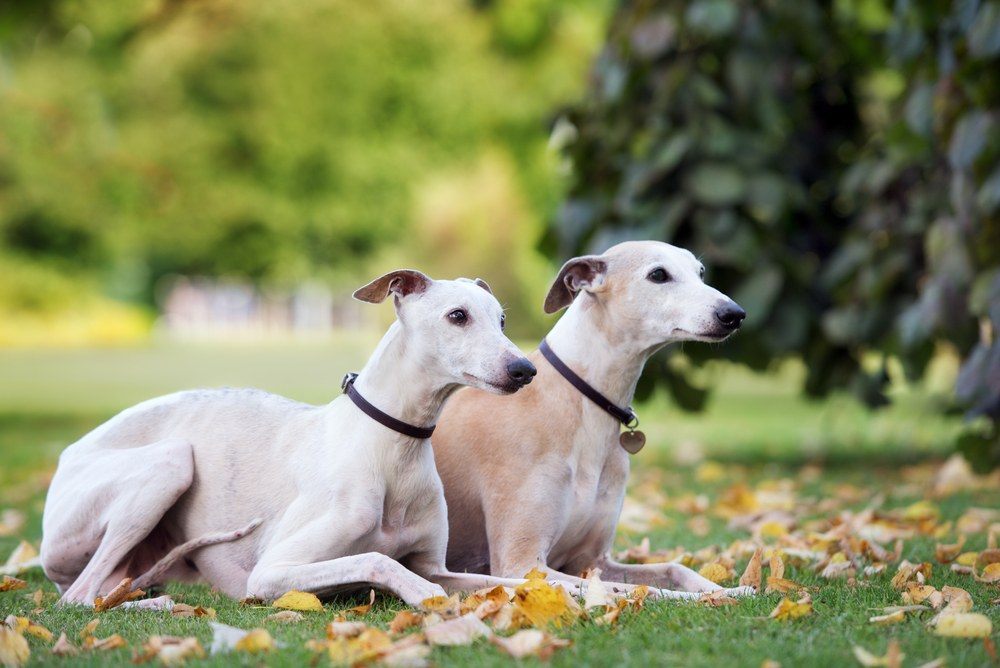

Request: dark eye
left=500, top=314, right=506, bottom=330
left=699, top=266, right=706, bottom=279
left=447, top=309, right=468, bottom=325
left=647, top=268, right=671, bottom=284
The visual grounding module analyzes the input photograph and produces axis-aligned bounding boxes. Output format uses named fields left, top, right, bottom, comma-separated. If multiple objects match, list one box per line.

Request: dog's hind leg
left=42, top=437, right=195, bottom=605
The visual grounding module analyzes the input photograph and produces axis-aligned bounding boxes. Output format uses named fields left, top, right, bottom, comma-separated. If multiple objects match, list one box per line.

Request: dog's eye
left=699, top=266, right=706, bottom=279
left=447, top=309, right=468, bottom=326
left=500, top=314, right=506, bottom=330
left=647, top=268, right=671, bottom=284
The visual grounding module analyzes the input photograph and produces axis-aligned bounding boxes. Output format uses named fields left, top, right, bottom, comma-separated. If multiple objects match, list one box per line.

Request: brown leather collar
left=341, top=373, right=436, bottom=439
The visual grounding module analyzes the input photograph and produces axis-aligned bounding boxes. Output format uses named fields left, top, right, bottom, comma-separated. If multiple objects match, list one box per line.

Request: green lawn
left=1, top=343, right=996, bottom=666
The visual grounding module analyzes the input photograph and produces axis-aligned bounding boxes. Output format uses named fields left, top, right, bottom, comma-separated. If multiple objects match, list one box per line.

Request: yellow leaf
left=758, top=521, right=788, bottom=539
left=956, top=551, right=979, bottom=567
left=933, top=613, right=992, bottom=638
left=0, top=626, right=29, bottom=667
left=419, top=593, right=461, bottom=618
left=0, top=576, right=26, bottom=592
left=264, top=610, right=303, bottom=623
left=977, top=562, right=1000, bottom=583
left=271, top=590, right=323, bottom=612
left=512, top=579, right=579, bottom=628
left=739, top=548, right=763, bottom=589
left=852, top=640, right=904, bottom=668
left=768, top=595, right=812, bottom=621
left=234, top=629, right=274, bottom=654
left=23, top=622, right=52, bottom=642
left=345, top=589, right=375, bottom=616
left=388, top=610, right=424, bottom=634
left=695, top=461, right=726, bottom=483
left=934, top=535, right=965, bottom=563
left=78, top=619, right=99, bottom=640
left=523, top=567, right=548, bottom=580
left=698, top=562, right=732, bottom=584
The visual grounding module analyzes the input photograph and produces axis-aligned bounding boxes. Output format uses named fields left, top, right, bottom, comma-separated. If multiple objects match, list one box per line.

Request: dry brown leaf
left=766, top=576, right=807, bottom=595
left=0, top=625, right=29, bottom=667
left=326, top=621, right=367, bottom=639
left=769, top=594, right=812, bottom=621
left=78, top=618, right=99, bottom=640
left=344, top=589, right=376, bottom=616
left=470, top=586, right=510, bottom=620
left=852, top=640, right=904, bottom=668
left=424, top=613, right=491, bottom=646
left=418, top=593, right=461, bottom=619
left=976, top=562, right=1000, bottom=583
left=171, top=603, right=216, bottom=618
left=491, top=629, right=571, bottom=660
left=595, top=599, right=628, bottom=626
left=934, top=535, right=966, bottom=563
left=769, top=552, right=785, bottom=580
left=94, top=578, right=145, bottom=612
left=0, top=576, right=26, bottom=593
left=86, top=634, right=127, bottom=651
left=133, top=635, right=204, bottom=665
left=699, top=589, right=738, bottom=607
left=388, top=610, right=424, bottom=634
left=740, top=548, right=763, bottom=589
left=51, top=632, right=78, bottom=657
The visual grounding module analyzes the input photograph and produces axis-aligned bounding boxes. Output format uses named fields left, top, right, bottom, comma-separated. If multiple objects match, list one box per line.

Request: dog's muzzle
left=506, top=358, right=537, bottom=388
left=715, top=301, right=746, bottom=332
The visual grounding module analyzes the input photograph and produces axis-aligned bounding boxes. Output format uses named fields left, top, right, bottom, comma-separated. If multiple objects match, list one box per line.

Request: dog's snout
left=715, top=302, right=746, bottom=330
left=506, top=358, right=537, bottom=387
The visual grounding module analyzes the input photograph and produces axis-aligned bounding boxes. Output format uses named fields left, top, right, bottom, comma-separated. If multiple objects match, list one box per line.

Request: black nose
left=715, top=302, right=746, bottom=330
left=506, top=358, right=537, bottom=386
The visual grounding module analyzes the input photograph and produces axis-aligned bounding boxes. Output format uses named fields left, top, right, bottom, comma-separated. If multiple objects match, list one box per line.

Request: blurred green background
left=0, top=0, right=996, bottom=464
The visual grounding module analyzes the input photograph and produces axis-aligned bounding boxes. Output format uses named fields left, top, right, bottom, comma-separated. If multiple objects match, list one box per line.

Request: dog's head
left=354, top=269, right=535, bottom=394
left=544, top=241, right=745, bottom=346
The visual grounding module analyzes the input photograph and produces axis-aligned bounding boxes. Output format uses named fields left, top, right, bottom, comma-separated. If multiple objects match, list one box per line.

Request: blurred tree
left=550, top=0, right=999, bottom=466
left=0, top=0, right=607, bottom=330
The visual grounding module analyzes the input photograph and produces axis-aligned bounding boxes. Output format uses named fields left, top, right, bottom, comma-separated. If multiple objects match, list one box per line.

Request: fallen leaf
left=523, top=567, right=548, bottom=580
left=698, top=562, right=732, bottom=584
left=272, top=590, right=323, bottom=612
left=976, top=562, right=1000, bottom=583
left=171, top=603, right=215, bottom=618
left=933, top=612, right=992, bottom=638
left=234, top=629, right=274, bottom=654
left=327, top=621, right=367, bottom=639
left=0, top=625, right=29, bottom=667
left=0, top=510, right=26, bottom=538
left=418, top=594, right=461, bottom=618
left=424, top=613, right=491, bottom=646
left=344, top=589, right=376, bottom=616
left=51, top=632, right=78, bottom=657
left=700, top=589, right=738, bottom=607
left=769, top=553, right=785, bottom=581
left=86, top=634, right=126, bottom=651
left=0, top=577, right=26, bottom=593
left=869, top=610, right=904, bottom=625
left=852, top=640, right=903, bottom=668
left=388, top=610, right=424, bottom=634
left=94, top=578, right=145, bottom=612
left=739, top=548, right=763, bottom=589
left=769, top=595, right=812, bottom=621
left=512, top=578, right=579, bottom=628
left=491, top=629, right=571, bottom=659
left=381, top=641, right=431, bottom=667
left=264, top=610, right=303, bottom=624
left=956, top=551, right=979, bottom=567
left=765, top=576, right=807, bottom=595
left=0, top=542, right=39, bottom=576
left=133, top=635, right=204, bottom=665
left=935, top=535, right=966, bottom=563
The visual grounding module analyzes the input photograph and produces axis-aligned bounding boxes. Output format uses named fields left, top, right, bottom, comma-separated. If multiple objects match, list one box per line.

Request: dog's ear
left=353, top=269, right=432, bottom=304
left=473, top=278, right=493, bottom=295
left=543, top=255, right=608, bottom=314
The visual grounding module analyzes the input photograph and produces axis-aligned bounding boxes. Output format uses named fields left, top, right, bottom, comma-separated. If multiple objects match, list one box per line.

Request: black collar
left=341, top=373, right=436, bottom=440
left=538, top=339, right=639, bottom=428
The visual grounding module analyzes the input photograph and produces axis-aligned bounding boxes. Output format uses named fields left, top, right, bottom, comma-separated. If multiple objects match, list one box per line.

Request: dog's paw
left=721, top=586, right=756, bottom=598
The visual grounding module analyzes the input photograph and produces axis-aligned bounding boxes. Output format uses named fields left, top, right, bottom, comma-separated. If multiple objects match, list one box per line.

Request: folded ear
left=473, top=278, right=493, bottom=295
left=353, top=269, right=432, bottom=304
left=543, top=255, right=608, bottom=314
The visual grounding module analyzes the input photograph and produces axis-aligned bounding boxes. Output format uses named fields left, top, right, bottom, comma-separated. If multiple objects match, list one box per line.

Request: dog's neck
left=348, top=321, right=458, bottom=431
left=544, top=295, right=657, bottom=409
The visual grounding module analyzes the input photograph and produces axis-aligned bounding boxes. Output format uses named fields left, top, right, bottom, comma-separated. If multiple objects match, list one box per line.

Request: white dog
left=432, top=241, right=750, bottom=596
left=40, top=269, right=544, bottom=607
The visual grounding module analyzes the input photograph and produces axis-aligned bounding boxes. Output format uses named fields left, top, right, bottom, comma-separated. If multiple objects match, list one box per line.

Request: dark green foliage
left=551, top=0, right=1000, bottom=465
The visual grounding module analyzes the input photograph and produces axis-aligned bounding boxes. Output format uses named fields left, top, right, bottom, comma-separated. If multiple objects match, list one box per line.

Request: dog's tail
left=131, top=518, right=263, bottom=591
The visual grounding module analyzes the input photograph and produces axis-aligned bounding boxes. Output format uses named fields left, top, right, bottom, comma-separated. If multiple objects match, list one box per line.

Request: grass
left=1, top=343, right=997, bottom=666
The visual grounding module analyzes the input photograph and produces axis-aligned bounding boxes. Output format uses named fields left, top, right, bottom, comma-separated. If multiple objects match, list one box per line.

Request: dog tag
left=619, top=430, right=645, bottom=454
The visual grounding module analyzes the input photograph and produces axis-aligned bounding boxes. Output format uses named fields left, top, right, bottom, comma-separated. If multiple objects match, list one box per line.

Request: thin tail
left=132, top=518, right=263, bottom=591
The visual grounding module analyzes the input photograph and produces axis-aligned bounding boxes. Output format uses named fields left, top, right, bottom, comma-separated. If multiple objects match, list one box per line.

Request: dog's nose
left=715, top=302, right=746, bottom=330
left=506, top=358, right=537, bottom=386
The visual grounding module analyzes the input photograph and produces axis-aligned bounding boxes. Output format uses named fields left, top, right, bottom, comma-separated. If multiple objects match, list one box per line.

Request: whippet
left=432, top=241, right=751, bottom=597
left=40, top=270, right=549, bottom=607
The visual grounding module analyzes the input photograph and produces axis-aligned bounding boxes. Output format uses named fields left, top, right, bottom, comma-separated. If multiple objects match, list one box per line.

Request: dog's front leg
left=594, top=557, right=753, bottom=596
left=246, top=552, right=446, bottom=607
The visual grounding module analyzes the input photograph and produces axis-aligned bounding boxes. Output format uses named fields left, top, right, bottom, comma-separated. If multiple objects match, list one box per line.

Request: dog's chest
left=554, top=438, right=629, bottom=549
